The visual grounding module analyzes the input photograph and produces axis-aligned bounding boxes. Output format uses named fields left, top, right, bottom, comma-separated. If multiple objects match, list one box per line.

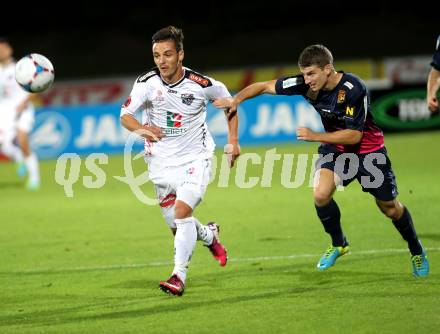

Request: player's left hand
left=296, top=127, right=316, bottom=141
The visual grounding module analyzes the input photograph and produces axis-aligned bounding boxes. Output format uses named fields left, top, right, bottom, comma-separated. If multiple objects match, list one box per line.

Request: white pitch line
left=5, top=247, right=440, bottom=274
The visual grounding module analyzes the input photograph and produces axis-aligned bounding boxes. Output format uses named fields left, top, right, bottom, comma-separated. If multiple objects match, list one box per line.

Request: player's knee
left=313, top=189, right=332, bottom=206
left=377, top=202, right=400, bottom=220
left=384, top=207, right=400, bottom=219
left=176, top=185, right=202, bottom=215
left=174, top=200, right=193, bottom=219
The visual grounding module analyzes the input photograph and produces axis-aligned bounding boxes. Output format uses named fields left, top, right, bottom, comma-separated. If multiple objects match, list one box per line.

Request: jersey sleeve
left=203, top=78, right=231, bottom=101
left=431, top=35, right=440, bottom=71
left=120, top=80, right=149, bottom=117
left=343, top=84, right=368, bottom=131
left=274, top=75, right=309, bottom=96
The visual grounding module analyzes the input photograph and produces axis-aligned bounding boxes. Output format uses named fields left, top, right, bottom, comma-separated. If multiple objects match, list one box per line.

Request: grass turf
left=1, top=131, right=440, bottom=333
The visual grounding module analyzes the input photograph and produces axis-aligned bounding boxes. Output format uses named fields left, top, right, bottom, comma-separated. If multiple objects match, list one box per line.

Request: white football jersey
left=0, top=61, right=33, bottom=129
left=0, top=61, right=30, bottom=104
left=121, top=67, right=231, bottom=166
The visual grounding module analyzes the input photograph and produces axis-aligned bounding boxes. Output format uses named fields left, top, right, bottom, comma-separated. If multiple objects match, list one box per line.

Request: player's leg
left=159, top=194, right=225, bottom=265
left=0, top=130, right=22, bottom=162
left=163, top=207, right=225, bottom=266
left=172, top=158, right=227, bottom=273
left=159, top=159, right=227, bottom=295
left=151, top=172, right=188, bottom=296
left=375, top=199, right=428, bottom=277
left=314, top=168, right=350, bottom=270
left=158, top=161, right=203, bottom=296
left=156, top=181, right=219, bottom=252
left=361, top=147, right=428, bottom=277
left=190, top=159, right=227, bottom=266
left=314, top=168, right=343, bottom=245
left=17, top=109, right=39, bottom=190
left=375, top=199, right=422, bottom=254
left=176, top=158, right=227, bottom=265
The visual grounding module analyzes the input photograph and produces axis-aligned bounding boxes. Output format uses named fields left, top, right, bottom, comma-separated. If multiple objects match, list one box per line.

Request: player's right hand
left=427, top=95, right=439, bottom=113
left=141, top=125, right=164, bottom=142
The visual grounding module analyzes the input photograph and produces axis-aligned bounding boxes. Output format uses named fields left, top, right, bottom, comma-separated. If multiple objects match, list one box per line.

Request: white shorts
left=0, top=103, right=17, bottom=136
left=149, top=158, right=213, bottom=211
left=17, top=107, right=35, bottom=133
left=0, top=127, right=16, bottom=145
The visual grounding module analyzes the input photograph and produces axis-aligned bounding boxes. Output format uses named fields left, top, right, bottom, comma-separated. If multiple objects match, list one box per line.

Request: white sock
left=16, top=150, right=24, bottom=164
left=25, top=153, right=40, bottom=183
left=193, top=217, right=214, bottom=246
left=160, top=205, right=176, bottom=229
left=173, top=217, right=197, bottom=283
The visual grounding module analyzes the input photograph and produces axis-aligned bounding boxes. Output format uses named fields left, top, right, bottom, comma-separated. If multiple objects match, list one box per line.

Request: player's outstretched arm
left=297, top=127, right=363, bottom=145
left=225, top=108, right=240, bottom=167
left=427, top=68, right=440, bottom=112
left=214, top=80, right=277, bottom=113
left=120, top=114, right=164, bottom=142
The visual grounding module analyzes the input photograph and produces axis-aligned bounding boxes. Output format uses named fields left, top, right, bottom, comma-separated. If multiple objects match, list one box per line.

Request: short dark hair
left=152, top=26, right=184, bottom=52
left=298, top=44, right=333, bottom=69
left=0, top=37, right=11, bottom=45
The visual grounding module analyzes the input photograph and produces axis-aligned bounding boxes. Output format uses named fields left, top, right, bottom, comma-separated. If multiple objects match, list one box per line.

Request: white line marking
left=4, top=247, right=439, bottom=274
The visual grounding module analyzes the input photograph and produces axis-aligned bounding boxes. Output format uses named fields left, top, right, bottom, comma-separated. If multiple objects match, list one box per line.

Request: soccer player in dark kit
left=214, top=44, right=429, bottom=278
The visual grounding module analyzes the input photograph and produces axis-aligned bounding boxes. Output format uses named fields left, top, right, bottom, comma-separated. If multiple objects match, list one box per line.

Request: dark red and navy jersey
left=431, top=35, right=440, bottom=71
left=275, top=72, right=384, bottom=154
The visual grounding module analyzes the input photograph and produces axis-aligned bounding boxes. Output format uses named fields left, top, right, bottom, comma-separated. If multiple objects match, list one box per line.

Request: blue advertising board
left=30, top=95, right=324, bottom=159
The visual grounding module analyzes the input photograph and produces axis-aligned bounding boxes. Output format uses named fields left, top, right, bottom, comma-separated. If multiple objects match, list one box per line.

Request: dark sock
left=392, top=207, right=423, bottom=256
left=315, top=199, right=347, bottom=247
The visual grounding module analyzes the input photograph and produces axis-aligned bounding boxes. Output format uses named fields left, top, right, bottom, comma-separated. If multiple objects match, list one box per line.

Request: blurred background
left=2, top=5, right=440, bottom=330
left=4, top=2, right=439, bottom=78
left=1, top=2, right=439, bottom=159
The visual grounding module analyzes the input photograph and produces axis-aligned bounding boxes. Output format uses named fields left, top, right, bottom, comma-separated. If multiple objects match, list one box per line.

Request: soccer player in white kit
left=120, top=26, right=240, bottom=296
left=0, top=37, right=40, bottom=190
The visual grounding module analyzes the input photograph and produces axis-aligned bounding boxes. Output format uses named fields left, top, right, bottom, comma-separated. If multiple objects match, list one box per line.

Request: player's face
left=152, top=40, right=184, bottom=84
left=0, top=42, right=12, bottom=63
left=300, top=65, right=331, bottom=92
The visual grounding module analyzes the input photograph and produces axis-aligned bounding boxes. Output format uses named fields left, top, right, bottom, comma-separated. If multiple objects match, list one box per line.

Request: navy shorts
left=315, top=145, right=398, bottom=201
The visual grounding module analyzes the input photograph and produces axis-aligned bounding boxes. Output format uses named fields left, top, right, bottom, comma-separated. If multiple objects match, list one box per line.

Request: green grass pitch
left=1, top=131, right=440, bottom=333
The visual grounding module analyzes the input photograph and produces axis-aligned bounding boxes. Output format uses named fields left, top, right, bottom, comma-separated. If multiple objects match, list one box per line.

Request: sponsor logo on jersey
left=337, top=90, right=346, bottom=103
left=188, top=73, right=209, bottom=87
left=282, top=77, right=299, bottom=88
left=154, top=90, right=165, bottom=102
left=181, top=93, right=195, bottom=106
left=122, top=96, right=131, bottom=108
left=343, top=81, right=354, bottom=90
left=168, top=88, right=177, bottom=94
left=345, top=106, right=355, bottom=116
left=162, top=127, right=188, bottom=135
left=166, top=111, right=182, bottom=127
